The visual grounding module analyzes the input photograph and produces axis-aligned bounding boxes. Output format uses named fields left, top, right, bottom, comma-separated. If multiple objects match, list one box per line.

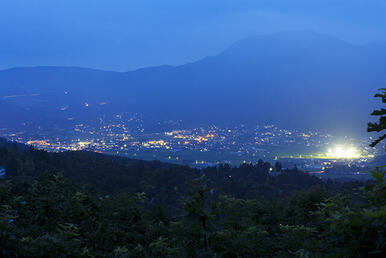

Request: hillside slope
left=0, top=32, right=383, bottom=134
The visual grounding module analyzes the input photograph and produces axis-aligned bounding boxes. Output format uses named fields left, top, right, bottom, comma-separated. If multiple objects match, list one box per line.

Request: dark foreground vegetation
left=0, top=138, right=385, bottom=257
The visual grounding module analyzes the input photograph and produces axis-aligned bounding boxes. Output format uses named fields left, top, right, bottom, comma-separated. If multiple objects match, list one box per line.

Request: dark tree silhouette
left=368, top=88, right=386, bottom=147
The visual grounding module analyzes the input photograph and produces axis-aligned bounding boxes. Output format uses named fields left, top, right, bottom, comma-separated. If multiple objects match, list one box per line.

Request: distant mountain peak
left=0, top=31, right=382, bottom=135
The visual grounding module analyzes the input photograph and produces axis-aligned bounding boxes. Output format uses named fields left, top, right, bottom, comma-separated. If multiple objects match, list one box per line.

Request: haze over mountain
left=0, top=32, right=383, bottom=136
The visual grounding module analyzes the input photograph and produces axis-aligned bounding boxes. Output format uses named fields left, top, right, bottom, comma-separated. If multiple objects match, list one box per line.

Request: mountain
left=0, top=100, right=33, bottom=127
left=0, top=32, right=384, bottom=135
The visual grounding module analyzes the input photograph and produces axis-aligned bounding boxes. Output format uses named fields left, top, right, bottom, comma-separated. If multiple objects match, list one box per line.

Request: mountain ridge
left=0, top=32, right=382, bottom=135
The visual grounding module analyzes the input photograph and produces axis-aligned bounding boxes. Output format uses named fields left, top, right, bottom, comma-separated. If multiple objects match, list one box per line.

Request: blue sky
left=1, top=0, right=386, bottom=71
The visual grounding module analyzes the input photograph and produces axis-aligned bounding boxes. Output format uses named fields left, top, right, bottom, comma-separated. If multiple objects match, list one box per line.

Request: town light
left=326, top=145, right=360, bottom=159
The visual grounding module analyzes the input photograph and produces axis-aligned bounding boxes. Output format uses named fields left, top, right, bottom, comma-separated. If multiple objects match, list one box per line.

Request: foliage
left=368, top=88, right=386, bottom=147
left=0, top=138, right=384, bottom=256
left=318, top=167, right=385, bottom=256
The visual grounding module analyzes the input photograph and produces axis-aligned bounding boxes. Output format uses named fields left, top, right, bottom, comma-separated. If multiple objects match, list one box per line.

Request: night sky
left=1, top=0, right=386, bottom=71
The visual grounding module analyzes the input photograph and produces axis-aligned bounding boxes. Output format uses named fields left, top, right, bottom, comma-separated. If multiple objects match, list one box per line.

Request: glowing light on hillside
left=326, top=145, right=360, bottom=159
left=78, top=141, right=91, bottom=147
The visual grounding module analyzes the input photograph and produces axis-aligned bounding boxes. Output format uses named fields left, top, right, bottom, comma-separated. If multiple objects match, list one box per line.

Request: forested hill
left=0, top=138, right=327, bottom=203
left=0, top=138, right=384, bottom=256
left=0, top=137, right=365, bottom=208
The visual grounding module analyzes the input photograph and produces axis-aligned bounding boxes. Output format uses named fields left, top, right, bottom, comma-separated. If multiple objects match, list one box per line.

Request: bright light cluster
left=326, top=145, right=360, bottom=159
